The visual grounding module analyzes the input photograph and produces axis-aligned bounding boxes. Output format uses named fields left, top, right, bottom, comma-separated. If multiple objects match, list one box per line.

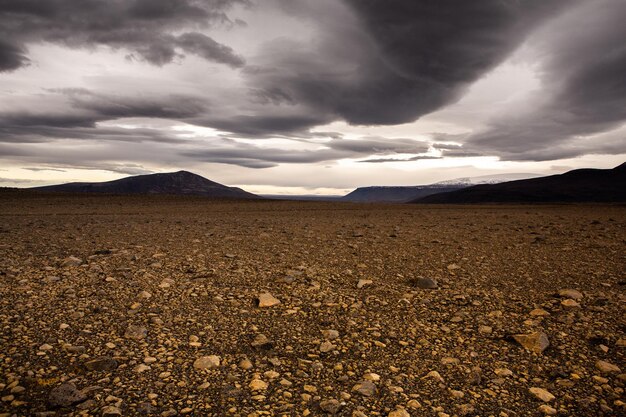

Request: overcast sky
left=1, top=0, right=625, bottom=194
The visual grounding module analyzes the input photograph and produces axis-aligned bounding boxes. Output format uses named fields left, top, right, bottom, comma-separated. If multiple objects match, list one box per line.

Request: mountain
left=32, top=170, right=260, bottom=199
left=433, top=173, right=542, bottom=186
left=413, top=163, right=626, bottom=204
left=341, top=173, right=539, bottom=203
left=341, top=185, right=464, bottom=203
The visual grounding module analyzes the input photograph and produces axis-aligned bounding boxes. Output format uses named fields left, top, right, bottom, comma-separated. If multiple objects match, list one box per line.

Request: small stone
left=319, top=399, right=342, bottom=414
left=62, top=256, right=83, bottom=267
left=256, top=292, right=280, bottom=307
left=138, top=291, right=152, bottom=299
left=159, top=278, right=174, bottom=288
left=423, top=371, right=444, bottom=382
left=249, top=379, right=268, bottom=391
left=561, top=298, right=580, bottom=308
left=530, top=309, right=550, bottom=317
left=144, top=356, right=157, bottom=364
left=558, top=289, right=583, bottom=300
left=124, top=325, right=147, bottom=340
left=357, top=279, right=372, bottom=289
left=494, top=368, right=513, bottom=377
left=85, top=356, right=118, bottom=371
left=239, top=358, right=254, bottom=370
left=388, top=409, right=410, bottom=417
left=363, top=373, right=380, bottom=381
left=595, top=360, right=621, bottom=373
left=134, top=364, right=150, bottom=373
left=538, top=405, right=558, bottom=415
left=529, top=387, right=555, bottom=402
left=352, top=380, right=376, bottom=397
left=413, top=277, right=438, bottom=289
left=39, top=343, right=53, bottom=351
left=321, top=329, right=340, bottom=340
left=67, top=345, right=86, bottom=354
left=48, top=383, right=87, bottom=408
left=320, top=341, right=335, bottom=353
left=102, top=405, right=122, bottom=416
left=251, top=333, right=273, bottom=349
left=193, top=355, right=221, bottom=370
left=450, top=390, right=464, bottom=399
left=512, top=331, right=550, bottom=354
left=478, top=325, right=492, bottom=334
left=407, top=399, right=422, bottom=408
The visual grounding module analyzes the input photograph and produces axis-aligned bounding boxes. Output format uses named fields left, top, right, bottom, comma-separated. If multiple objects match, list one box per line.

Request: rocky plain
left=0, top=192, right=624, bottom=416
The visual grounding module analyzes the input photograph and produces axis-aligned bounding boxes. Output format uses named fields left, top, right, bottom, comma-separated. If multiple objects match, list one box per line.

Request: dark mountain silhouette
left=413, top=163, right=626, bottom=203
left=342, top=186, right=464, bottom=203
left=33, top=170, right=259, bottom=199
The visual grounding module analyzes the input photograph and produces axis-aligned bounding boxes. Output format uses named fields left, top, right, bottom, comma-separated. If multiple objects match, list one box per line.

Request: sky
left=1, top=0, right=625, bottom=195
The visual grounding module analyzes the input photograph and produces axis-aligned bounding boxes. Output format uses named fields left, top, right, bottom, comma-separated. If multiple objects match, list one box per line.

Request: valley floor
left=0, top=194, right=624, bottom=416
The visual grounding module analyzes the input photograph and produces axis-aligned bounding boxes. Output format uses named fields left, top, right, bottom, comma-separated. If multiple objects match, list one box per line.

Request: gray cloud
left=182, top=136, right=431, bottom=168
left=467, top=0, right=626, bottom=161
left=0, top=0, right=246, bottom=70
left=0, top=39, right=29, bottom=72
left=1, top=0, right=624, bottom=176
left=0, top=89, right=207, bottom=143
left=358, top=156, right=441, bottom=164
left=237, top=0, right=573, bottom=135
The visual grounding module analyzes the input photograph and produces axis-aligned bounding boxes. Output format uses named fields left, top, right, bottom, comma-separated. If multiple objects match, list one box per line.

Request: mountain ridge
left=32, top=170, right=260, bottom=199
left=413, top=163, right=626, bottom=203
left=341, top=173, right=540, bottom=203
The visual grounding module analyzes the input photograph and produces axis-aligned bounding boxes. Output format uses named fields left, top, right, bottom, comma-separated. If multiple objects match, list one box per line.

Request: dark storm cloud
left=0, top=89, right=207, bottom=142
left=241, top=0, right=573, bottom=134
left=468, top=0, right=626, bottom=161
left=0, top=0, right=246, bottom=69
left=0, top=39, right=29, bottom=72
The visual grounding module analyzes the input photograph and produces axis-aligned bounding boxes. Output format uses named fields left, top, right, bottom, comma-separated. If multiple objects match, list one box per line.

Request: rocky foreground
left=0, top=194, right=624, bottom=416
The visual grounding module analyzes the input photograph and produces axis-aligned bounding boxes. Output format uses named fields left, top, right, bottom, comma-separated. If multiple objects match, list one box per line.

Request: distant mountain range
left=414, top=163, right=626, bottom=203
left=33, top=170, right=259, bottom=199
left=25, top=163, right=625, bottom=203
left=341, top=173, right=540, bottom=203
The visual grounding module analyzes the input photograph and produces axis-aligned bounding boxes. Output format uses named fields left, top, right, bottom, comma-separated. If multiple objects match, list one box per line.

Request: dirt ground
left=0, top=193, right=624, bottom=416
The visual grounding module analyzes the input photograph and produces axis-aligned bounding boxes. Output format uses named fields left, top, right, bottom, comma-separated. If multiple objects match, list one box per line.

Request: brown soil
left=0, top=193, right=624, bottom=416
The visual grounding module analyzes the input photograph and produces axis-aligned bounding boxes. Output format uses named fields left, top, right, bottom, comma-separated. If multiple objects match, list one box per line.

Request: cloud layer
left=0, top=0, right=246, bottom=71
left=0, top=0, right=624, bottom=184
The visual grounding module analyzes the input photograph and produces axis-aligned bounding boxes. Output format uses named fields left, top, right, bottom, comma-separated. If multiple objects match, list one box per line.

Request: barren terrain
left=0, top=193, right=624, bottom=416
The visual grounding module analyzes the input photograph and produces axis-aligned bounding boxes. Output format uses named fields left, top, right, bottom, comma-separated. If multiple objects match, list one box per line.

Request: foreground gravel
left=0, top=193, right=624, bottom=416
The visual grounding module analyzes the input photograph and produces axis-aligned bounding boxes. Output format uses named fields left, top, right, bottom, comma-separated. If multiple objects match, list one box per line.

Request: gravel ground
left=0, top=193, right=624, bottom=416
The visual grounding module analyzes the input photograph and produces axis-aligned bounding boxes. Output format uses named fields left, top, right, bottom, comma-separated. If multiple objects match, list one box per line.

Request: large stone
left=357, top=279, right=373, bottom=289
left=595, top=360, right=621, bottom=374
left=85, top=356, right=118, bottom=371
left=512, top=331, right=550, bottom=354
left=193, top=355, right=221, bottom=370
left=251, top=333, right=273, bottom=349
left=124, top=325, right=147, bottom=340
left=249, top=379, right=268, bottom=391
left=102, top=405, right=122, bottom=416
left=352, top=380, right=376, bottom=397
left=413, top=277, right=438, bottom=289
left=558, top=289, right=583, bottom=300
left=529, top=387, right=555, bottom=402
left=319, top=399, right=342, bottom=414
left=62, top=256, right=83, bottom=267
left=48, top=383, right=87, bottom=408
left=256, top=292, right=280, bottom=307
